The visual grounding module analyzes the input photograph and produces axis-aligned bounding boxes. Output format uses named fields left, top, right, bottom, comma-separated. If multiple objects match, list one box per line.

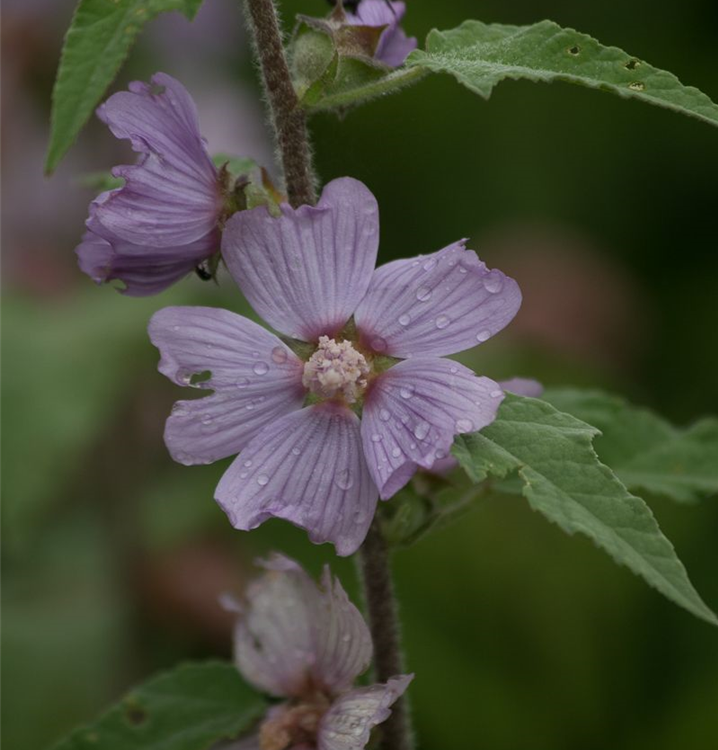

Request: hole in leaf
left=567, top=45, right=581, bottom=56
left=125, top=702, right=148, bottom=726
left=628, top=81, right=646, bottom=91
left=625, top=58, right=641, bottom=70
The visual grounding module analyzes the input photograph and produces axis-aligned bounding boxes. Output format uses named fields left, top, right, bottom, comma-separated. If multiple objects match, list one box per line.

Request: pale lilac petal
left=499, top=377, right=544, bottom=398
left=215, top=404, right=378, bottom=556
left=77, top=207, right=215, bottom=295
left=317, top=675, right=414, bottom=750
left=354, top=241, right=522, bottom=358
left=94, top=73, right=221, bottom=246
left=231, top=554, right=372, bottom=698
left=222, top=178, right=379, bottom=341
left=149, top=307, right=304, bottom=465
left=345, top=2, right=417, bottom=67
left=361, top=358, right=504, bottom=499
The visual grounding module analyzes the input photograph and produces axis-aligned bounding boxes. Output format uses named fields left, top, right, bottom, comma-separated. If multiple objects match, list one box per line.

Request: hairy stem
left=358, top=519, right=414, bottom=750
left=244, top=0, right=316, bottom=207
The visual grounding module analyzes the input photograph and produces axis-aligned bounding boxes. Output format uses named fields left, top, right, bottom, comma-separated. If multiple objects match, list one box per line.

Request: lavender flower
left=343, top=1, right=417, bottom=67
left=149, top=177, right=522, bottom=555
left=76, top=73, right=224, bottom=296
left=222, top=554, right=412, bottom=750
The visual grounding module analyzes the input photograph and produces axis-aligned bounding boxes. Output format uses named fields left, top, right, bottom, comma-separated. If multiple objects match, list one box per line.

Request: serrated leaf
left=453, top=394, right=717, bottom=626
left=544, top=388, right=718, bottom=504
left=51, top=661, right=266, bottom=750
left=46, top=0, right=205, bottom=174
left=407, top=20, right=718, bottom=128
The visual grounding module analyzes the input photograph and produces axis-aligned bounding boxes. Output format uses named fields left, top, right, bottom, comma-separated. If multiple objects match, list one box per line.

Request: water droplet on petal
left=244, top=459, right=253, bottom=468
left=236, top=377, right=250, bottom=389
left=450, top=366, right=458, bottom=374
left=253, top=361, right=269, bottom=375
left=476, top=329, right=491, bottom=343
left=435, top=448, right=447, bottom=460
left=171, top=404, right=188, bottom=417
left=400, top=384, right=415, bottom=399
left=257, top=474, right=269, bottom=486
left=413, top=421, right=430, bottom=440
left=483, top=271, right=503, bottom=293
left=371, top=336, right=387, bottom=352
left=201, top=414, right=213, bottom=425
left=416, top=285, right=432, bottom=302
left=335, top=469, right=353, bottom=490
left=371, top=433, right=382, bottom=443
left=458, top=265, right=468, bottom=274
left=177, top=369, right=193, bottom=385
left=455, top=418, right=474, bottom=433
left=291, top=446, right=301, bottom=456
left=391, top=447, right=402, bottom=458
left=271, top=346, right=288, bottom=364
left=240, top=471, right=249, bottom=479
left=423, top=258, right=437, bottom=271
left=398, top=314, right=411, bottom=326
left=354, top=510, right=367, bottom=524
left=379, top=408, right=391, bottom=422
left=341, top=633, right=351, bottom=643
left=491, top=389, right=504, bottom=398
left=435, top=314, right=450, bottom=329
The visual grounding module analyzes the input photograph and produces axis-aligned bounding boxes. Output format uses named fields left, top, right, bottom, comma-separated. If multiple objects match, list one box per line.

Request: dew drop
left=271, top=346, right=288, bottom=364
left=253, top=361, right=269, bottom=375
left=245, top=402, right=255, bottom=411
left=177, top=369, right=193, bottom=385
left=490, top=389, right=503, bottom=398
left=413, top=421, right=430, bottom=440
left=398, top=314, right=411, bottom=326
left=416, top=285, right=432, bottom=302
left=291, top=446, right=301, bottom=456
left=455, top=418, right=473, bottom=433
left=435, top=448, right=447, bottom=460
left=171, top=404, right=188, bottom=417
left=244, top=459, right=253, bottom=468
left=236, top=377, right=250, bottom=389
left=379, top=408, right=391, bottom=422
left=371, top=336, right=387, bottom=352
left=450, top=366, right=458, bottom=374
left=371, top=433, right=382, bottom=443
left=391, top=447, right=402, bottom=458
left=257, top=474, right=269, bottom=486
left=423, top=258, right=437, bottom=271
left=435, top=314, right=450, bottom=329
left=476, top=329, right=491, bottom=343
left=458, top=265, right=468, bottom=274
left=341, top=633, right=351, bottom=643
left=201, top=414, right=213, bottom=425
left=483, top=271, right=503, bottom=293
left=335, top=469, right=354, bottom=490
left=239, top=471, right=249, bottom=479
left=400, top=384, right=415, bottom=399
left=628, top=80, right=645, bottom=91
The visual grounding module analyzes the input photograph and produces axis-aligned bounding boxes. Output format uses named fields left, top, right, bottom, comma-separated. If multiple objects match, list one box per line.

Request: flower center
left=259, top=696, right=330, bottom=750
left=302, top=336, right=370, bottom=404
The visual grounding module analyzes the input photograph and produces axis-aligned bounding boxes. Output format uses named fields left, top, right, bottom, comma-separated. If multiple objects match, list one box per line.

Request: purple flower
left=76, top=73, right=224, bottom=296
left=222, top=554, right=412, bottom=750
left=344, top=1, right=417, bottom=67
left=149, top=177, right=522, bottom=555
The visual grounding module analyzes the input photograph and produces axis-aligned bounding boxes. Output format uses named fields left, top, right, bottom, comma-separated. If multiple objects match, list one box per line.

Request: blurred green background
left=2, top=1, right=718, bottom=748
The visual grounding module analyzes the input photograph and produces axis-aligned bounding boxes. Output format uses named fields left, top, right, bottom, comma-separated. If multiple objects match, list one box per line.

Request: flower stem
left=244, top=0, right=316, bottom=207
left=358, top=519, right=414, bottom=750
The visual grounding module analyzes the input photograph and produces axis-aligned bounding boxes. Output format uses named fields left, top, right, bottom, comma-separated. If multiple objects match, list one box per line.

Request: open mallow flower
left=149, top=177, right=522, bottom=555
left=222, top=554, right=412, bottom=750
left=343, top=1, right=417, bottom=68
left=76, top=73, right=225, bottom=296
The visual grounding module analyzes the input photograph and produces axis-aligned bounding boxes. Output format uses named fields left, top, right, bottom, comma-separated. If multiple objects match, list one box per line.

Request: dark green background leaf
left=408, top=20, right=718, bottom=128
left=453, top=394, right=717, bottom=625
left=46, top=0, right=205, bottom=174
left=51, top=661, right=266, bottom=750
left=544, top=389, right=718, bottom=504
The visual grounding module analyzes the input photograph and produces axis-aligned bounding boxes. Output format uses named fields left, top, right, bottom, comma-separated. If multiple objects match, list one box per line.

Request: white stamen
left=302, top=336, right=370, bottom=403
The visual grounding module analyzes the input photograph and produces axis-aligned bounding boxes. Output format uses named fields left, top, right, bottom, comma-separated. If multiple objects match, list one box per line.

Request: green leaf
left=51, top=661, right=266, bottom=750
left=543, top=388, right=718, bottom=504
left=453, top=394, right=717, bottom=625
left=407, top=20, right=718, bottom=128
left=211, top=154, right=259, bottom=178
left=46, top=0, right=205, bottom=174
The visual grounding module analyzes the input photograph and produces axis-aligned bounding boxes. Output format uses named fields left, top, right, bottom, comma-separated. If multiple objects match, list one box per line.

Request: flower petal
left=149, top=307, right=305, bottom=464
left=231, top=554, right=372, bottom=698
left=354, top=241, right=521, bottom=358
left=215, top=404, right=378, bottom=556
left=94, top=73, right=221, bottom=247
left=77, top=208, right=215, bottom=296
left=361, top=358, right=504, bottom=498
left=499, top=377, right=544, bottom=398
left=222, top=178, right=379, bottom=341
left=317, top=675, right=414, bottom=750
left=345, top=1, right=418, bottom=67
